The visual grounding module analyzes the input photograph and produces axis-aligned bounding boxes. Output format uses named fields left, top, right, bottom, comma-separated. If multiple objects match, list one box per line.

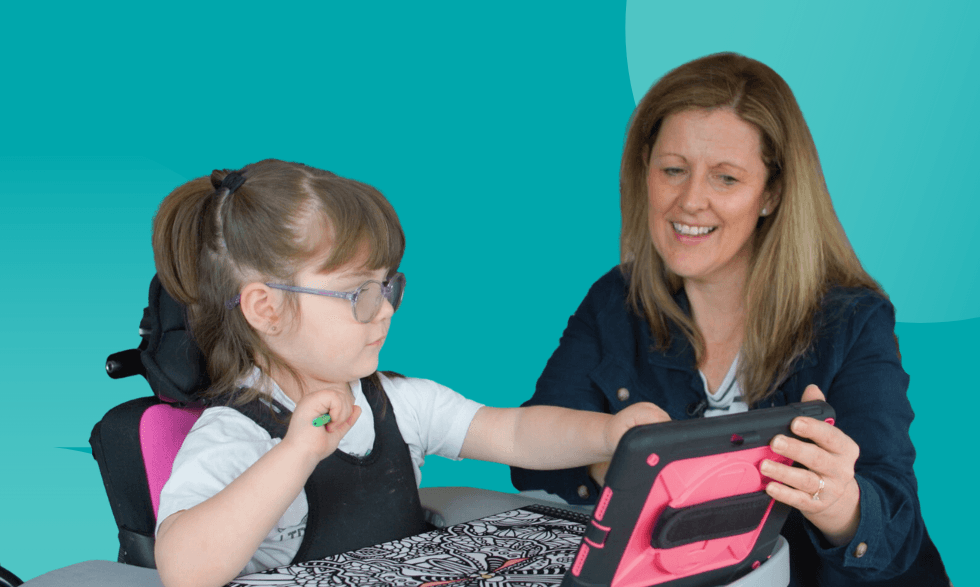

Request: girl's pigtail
left=151, top=176, right=216, bottom=307
left=152, top=169, right=255, bottom=401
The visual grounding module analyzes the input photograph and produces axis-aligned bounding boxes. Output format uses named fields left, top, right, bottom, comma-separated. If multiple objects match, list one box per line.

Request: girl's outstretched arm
left=459, top=402, right=669, bottom=469
left=154, top=388, right=359, bottom=587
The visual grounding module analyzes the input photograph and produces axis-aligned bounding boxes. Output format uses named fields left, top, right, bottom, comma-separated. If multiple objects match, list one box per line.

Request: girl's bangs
left=309, top=178, right=405, bottom=274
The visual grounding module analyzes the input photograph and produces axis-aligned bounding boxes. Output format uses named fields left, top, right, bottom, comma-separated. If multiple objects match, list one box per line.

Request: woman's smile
left=671, top=221, right=718, bottom=237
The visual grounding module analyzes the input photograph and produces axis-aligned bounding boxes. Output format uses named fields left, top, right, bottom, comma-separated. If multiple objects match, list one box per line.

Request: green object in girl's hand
left=312, top=413, right=331, bottom=427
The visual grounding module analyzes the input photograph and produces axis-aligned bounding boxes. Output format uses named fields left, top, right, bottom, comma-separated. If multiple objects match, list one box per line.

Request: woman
left=511, top=53, right=949, bottom=585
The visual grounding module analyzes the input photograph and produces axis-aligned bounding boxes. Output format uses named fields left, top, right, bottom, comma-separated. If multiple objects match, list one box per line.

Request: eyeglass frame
left=225, top=272, right=406, bottom=324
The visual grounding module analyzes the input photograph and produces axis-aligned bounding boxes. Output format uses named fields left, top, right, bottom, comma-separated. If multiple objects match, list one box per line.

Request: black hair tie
left=220, top=171, right=247, bottom=194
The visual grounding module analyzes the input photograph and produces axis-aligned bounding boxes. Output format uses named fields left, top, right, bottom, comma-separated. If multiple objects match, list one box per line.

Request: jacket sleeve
left=804, top=295, right=926, bottom=581
left=509, top=273, right=617, bottom=505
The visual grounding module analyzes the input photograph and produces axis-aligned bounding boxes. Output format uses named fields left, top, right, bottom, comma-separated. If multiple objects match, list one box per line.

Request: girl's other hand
left=603, top=401, right=671, bottom=455
left=761, top=384, right=861, bottom=546
left=282, top=385, right=361, bottom=465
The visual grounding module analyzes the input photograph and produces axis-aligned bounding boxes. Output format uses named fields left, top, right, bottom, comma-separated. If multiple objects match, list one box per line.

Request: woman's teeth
left=672, top=222, right=717, bottom=236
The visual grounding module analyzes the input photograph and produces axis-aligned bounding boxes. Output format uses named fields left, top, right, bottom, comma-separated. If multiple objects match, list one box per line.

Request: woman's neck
left=684, top=276, right=747, bottom=386
left=683, top=269, right=748, bottom=346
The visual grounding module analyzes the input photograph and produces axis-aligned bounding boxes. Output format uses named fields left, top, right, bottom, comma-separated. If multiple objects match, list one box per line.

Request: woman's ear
left=761, top=181, right=782, bottom=216
left=239, top=283, right=281, bottom=335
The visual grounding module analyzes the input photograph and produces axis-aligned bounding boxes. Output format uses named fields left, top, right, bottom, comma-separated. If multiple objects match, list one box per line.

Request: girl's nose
left=373, top=297, right=396, bottom=322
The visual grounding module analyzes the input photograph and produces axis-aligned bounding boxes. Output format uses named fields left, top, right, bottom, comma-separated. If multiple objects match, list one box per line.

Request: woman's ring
left=812, top=477, right=825, bottom=501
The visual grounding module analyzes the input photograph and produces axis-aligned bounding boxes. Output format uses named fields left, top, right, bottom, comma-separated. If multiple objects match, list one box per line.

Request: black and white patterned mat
left=229, top=505, right=590, bottom=587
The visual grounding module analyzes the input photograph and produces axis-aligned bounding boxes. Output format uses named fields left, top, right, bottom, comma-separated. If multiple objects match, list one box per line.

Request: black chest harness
left=228, top=376, right=430, bottom=562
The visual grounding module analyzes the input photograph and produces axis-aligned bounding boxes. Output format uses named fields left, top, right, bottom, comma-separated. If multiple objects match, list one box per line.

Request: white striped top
left=699, top=354, right=748, bottom=417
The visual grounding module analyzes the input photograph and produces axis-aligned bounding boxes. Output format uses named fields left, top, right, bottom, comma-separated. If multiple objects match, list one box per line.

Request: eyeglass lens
left=352, top=275, right=404, bottom=323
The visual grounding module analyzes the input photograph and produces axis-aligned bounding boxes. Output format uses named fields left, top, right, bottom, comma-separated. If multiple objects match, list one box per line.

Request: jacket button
left=577, top=485, right=590, bottom=499
left=617, top=387, right=630, bottom=402
left=853, top=542, right=868, bottom=558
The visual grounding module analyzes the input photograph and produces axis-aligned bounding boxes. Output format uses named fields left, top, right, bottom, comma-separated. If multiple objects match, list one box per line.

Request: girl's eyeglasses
left=226, top=272, right=406, bottom=324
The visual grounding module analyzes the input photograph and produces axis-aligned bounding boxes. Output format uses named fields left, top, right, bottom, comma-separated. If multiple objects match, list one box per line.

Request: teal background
left=0, top=1, right=973, bottom=583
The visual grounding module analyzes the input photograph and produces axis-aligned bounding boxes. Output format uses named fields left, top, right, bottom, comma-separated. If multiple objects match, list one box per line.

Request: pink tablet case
left=564, top=401, right=835, bottom=587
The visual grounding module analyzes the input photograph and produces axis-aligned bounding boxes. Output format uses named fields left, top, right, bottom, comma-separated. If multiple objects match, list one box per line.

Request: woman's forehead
left=652, top=109, right=765, bottom=169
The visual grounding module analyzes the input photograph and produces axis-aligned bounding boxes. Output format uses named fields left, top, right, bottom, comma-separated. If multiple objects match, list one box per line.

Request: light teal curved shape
left=626, top=0, right=980, bottom=323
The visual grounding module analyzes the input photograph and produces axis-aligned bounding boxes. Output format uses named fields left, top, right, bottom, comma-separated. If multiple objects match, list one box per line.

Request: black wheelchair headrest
left=106, top=275, right=210, bottom=404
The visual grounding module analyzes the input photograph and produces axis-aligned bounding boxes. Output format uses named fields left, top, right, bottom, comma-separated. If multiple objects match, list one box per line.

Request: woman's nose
left=677, top=175, right=710, bottom=214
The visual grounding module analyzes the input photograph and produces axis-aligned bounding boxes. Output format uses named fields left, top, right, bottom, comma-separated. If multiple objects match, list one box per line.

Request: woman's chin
left=660, top=255, right=716, bottom=282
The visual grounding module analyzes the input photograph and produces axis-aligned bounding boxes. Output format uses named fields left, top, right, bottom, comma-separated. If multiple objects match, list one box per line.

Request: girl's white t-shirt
left=155, top=372, right=483, bottom=575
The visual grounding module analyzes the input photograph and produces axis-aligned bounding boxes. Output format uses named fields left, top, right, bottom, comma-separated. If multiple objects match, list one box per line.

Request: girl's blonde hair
left=152, top=159, right=404, bottom=404
left=620, top=53, right=884, bottom=405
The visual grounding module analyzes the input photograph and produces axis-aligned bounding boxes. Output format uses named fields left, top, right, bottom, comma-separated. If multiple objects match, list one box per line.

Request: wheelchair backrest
left=91, top=274, right=210, bottom=567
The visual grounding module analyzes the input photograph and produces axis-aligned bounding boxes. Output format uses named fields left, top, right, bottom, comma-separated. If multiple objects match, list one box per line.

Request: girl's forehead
left=306, top=239, right=369, bottom=273
left=324, top=264, right=386, bottom=280
left=302, top=248, right=388, bottom=282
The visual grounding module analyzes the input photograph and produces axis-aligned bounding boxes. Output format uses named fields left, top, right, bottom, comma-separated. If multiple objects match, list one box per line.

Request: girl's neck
left=265, top=367, right=353, bottom=406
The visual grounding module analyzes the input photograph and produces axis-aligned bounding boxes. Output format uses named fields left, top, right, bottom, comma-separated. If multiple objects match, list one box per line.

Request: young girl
left=151, top=159, right=666, bottom=587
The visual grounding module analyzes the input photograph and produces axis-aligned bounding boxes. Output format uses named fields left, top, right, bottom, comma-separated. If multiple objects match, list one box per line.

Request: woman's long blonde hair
left=620, top=53, right=884, bottom=405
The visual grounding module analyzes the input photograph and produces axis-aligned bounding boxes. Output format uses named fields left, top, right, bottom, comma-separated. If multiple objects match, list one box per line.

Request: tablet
left=562, top=400, right=835, bottom=587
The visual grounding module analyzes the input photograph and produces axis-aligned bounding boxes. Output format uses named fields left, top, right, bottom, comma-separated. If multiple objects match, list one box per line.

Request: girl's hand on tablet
left=761, top=384, right=861, bottom=546
left=603, top=402, right=671, bottom=456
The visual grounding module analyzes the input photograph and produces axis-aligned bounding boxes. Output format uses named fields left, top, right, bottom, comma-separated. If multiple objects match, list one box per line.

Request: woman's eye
left=719, top=174, right=738, bottom=185
left=663, top=167, right=684, bottom=177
